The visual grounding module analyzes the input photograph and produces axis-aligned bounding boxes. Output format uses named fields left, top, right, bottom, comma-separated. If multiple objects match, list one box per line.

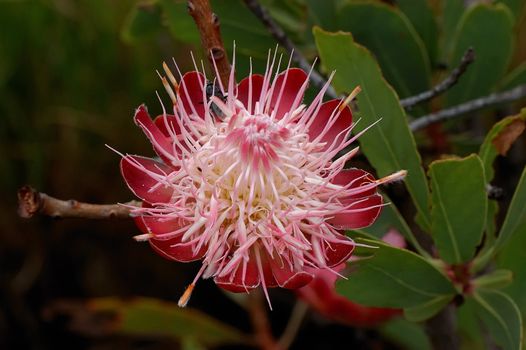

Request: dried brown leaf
left=492, top=119, right=526, bottom=156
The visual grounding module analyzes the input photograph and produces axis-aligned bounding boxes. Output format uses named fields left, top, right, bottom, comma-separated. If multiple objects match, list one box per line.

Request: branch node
left=17, top=185, right=42, bottom=218
left=212, top=12, right=220, bottom=26
left=187, top=0, right=230, bottom=87
left=211, top=47, right=224, bottom=60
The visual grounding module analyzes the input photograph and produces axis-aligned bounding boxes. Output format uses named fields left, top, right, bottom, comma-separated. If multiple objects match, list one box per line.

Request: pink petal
left=134, top=216, right=183, bottom=235
left=324, top=233, right=355, bottom=267
left=153, top=114, right=188, bottom=155
left=179, top=71, right=206, bottom=119
left=270, top=68, right=307, bottom=119
left=136, top=214, right=204, bottom=262
left=237, top=74, right=264, bottom=113
left=214, top=259, right=260, bottom=293
left=269, top=258, right=314, bottom=289
left=331, top=168, right=377, bottom=198
left=134, top=105, right=175, bottom=163
left=328, top=194, right=383, bottom=230
left=308, top=99, right=352, bottom=150
left=120, top=155, right=173, bottom=204
left=150, top=237, right=206, bottom=262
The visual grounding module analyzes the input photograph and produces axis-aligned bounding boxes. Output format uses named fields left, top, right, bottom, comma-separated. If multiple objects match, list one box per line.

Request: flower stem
left=187, top=0, right=231, bottom=87
left=248, top=289, right=280, bottom=350
left=17, top=186, right=138, bottom=219
left=277, top=300, right=309, bottom=349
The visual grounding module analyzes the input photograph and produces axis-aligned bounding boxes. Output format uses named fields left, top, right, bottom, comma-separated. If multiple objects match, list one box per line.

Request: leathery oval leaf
left=428, top=154, right=487, bottom=264
left=336, top=238, right=456, bottom=308
left=314, top=28, right=432, bottom=231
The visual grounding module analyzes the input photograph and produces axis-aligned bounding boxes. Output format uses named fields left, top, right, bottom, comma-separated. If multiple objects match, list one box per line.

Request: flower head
left=120, top=53, right=406, bottom=307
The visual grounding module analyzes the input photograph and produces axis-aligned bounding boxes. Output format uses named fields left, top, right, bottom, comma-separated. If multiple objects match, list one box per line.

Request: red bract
left=119, top=54, right=406, bottom=307
left=296, top=264, right=401, bottom=327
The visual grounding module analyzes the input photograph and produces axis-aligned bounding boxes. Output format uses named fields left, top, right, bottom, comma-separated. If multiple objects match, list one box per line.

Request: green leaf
left=445, top=3, right=514, bottom=106
left=440, top=0, right=465, bottom=60
left=313, top=28, right=431, bottom=231
left=305, top=0, right=338, bottom=31
left=87, top=297, right=248, bottom=346
left=404, top=295, right=454, bottom=322
left=336, top=1, right=431, bottom=98
left=494, top=126, right=526, bottom=318
left=336, top=238, right=456, bottom=308
left=159, top=0, right=200, bottom=44
left=396, top=0, right=439, bottom=65
left=216, top=0, right=276, bottom=53
left=473, top=289, right=523, bottom=350
left=215, top=0, right=279, bottom=75
left=262, top=0, right=306, bottom=37
left=457, top=300, right=486, bottom=349
left=479, top=108, right=526, bottom=182
left=429, top=154, right=487, bottom=264
left=380, top=318, right=432, bottom=350
left=472, top=269, right=513, bottom=290
left=497, top=220, right=526, bottom=318
left=182, top=337, right=206, bottom=350
left=500, top=62, right=526, bottom=91
left=478, top=109, right=526, bottom=246
left=496, top=0, right=526, bottom=17
left=121, top=1, right=164, bottom=44
left=495, top=166, right=526, bottom=253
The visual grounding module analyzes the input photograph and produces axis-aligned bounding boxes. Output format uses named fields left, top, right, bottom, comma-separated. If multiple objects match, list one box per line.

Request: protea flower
left=120, top=53, right=406, bottom=308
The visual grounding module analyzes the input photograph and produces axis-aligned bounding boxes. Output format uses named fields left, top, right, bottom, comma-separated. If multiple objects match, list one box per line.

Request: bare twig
left=17, top=186, right=139, bottom=219
left=188, top=0, right=230, bottom=87
left=277, top=301, right=309, bottom=349
left=242, top=0, right=338, bottom=99
left=401, top=48, right=476, bottom=109
left=247, top=290, right=280, bottom=350
left=410, top=84, right=526, bottom=131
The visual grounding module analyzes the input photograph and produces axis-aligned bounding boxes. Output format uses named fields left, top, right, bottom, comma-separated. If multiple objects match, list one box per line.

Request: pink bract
left=119, top=54, right=406, bottom=307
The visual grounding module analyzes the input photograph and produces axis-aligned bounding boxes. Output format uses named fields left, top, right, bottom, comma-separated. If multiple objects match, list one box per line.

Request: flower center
left=225, top=112, right=290, bottom=172
left=182, top=105, right=325, bottom=270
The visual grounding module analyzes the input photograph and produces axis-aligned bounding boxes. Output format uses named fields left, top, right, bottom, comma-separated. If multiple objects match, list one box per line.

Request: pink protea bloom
left=119, top=53, right=406, bottom=307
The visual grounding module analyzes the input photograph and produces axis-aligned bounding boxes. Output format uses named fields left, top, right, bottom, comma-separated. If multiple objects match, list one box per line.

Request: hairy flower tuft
left=119, top=52, right=406, bottom=308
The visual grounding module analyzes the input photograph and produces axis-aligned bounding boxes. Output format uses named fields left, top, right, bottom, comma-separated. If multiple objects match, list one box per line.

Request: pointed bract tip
left=178, top=283, right=195, bottom=308
left=378, top=170, right=407, bottom=185
left=133, top=233, right=153, bottom=242
left=340, top=86, right=362, bottom=111
left=160, top=76, right=177, bottom=105
left=162, top=61, right=178, bottom=89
